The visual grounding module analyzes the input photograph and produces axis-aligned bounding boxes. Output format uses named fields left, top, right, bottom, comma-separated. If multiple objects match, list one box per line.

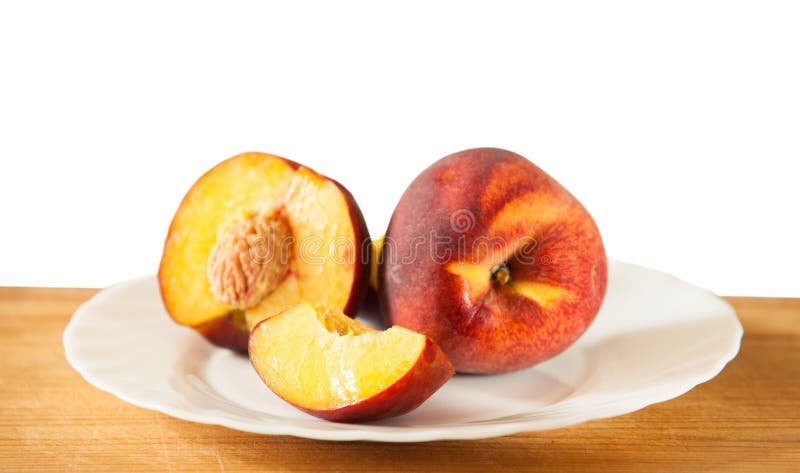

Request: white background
left=1, top=1, right=798, bottom=296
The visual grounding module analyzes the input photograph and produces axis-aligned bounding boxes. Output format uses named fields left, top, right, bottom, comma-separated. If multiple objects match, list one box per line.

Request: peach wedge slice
left=249, top=303, right=455, bottom=422
left=159, top=152, right=370, bottom=352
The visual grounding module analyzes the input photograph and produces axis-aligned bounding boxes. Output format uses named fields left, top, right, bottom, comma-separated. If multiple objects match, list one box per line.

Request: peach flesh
left=159, top=152, right=370, bottom=352
left=249, top=303, right=455, bottom=422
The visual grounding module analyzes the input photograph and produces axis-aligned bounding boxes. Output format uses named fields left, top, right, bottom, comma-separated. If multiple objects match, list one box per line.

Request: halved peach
left=249, top=302, right=454, bottom=422
left=159, top=152, right=370, bottom=352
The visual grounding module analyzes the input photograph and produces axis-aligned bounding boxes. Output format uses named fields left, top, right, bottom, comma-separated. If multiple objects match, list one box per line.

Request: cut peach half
left=158, top=152, right=370, bottom=352
left=249, top=303, right=454, bottom=422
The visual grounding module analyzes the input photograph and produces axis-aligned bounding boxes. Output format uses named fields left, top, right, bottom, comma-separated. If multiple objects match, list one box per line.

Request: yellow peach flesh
left=243, top=167, right=357, bottom=329
left=249, top=303, right=426, bottom=411
left=159, top=153, right=358, bottom=330
left=369, top=235, right=384, bottom=291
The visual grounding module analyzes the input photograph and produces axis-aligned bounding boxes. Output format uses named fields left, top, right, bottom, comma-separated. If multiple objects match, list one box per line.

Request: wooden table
left=1, top=288, right=798, bottom=472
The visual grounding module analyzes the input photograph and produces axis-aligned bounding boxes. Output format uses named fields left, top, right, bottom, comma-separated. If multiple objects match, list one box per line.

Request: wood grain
left=1, top=288, right=798, bottom=472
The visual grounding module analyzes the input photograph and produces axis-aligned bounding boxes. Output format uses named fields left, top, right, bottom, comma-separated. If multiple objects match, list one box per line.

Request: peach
left=369, top=235, right=384, bottom=292
left=379, top=148, right=607, bottom=373
left=159, top=152, right=370, bottom=352
left=249, top=302, right=454, bottom=422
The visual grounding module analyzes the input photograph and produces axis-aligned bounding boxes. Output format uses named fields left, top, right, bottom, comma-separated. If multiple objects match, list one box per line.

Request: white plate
left=63, top=260, right=742, bottom=442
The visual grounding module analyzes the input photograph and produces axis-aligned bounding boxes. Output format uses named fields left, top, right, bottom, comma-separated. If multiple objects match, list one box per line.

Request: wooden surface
left=1, top=288, right=798, bottom=472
